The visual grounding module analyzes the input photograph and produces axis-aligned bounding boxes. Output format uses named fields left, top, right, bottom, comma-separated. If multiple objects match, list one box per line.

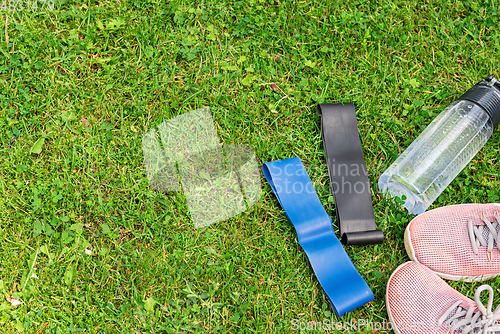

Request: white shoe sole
left=404, top=203, right=500, bottom=283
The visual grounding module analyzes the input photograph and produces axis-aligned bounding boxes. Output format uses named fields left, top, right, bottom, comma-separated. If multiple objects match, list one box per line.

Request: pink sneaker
left=405, top=203, right=500, bottom=282
left=387, top=261, right=500, bottom=334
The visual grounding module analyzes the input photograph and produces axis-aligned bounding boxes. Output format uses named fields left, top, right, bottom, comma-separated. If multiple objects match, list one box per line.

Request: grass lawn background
left=0, top=0, right=499, bottom=332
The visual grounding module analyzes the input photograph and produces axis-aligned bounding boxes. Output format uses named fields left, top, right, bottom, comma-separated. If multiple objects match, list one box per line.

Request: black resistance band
left=317, top=103, right=384, bottom=245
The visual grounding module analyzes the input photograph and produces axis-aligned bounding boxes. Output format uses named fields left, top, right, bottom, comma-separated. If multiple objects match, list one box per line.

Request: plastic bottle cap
left=458, top=75, right=500, bottom=129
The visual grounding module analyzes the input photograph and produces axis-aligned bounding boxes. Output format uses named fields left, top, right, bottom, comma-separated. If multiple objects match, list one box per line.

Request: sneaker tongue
left=481, top=223, right=500, bottom=241
left=443, top=305, right=466, bottom=332
left=446, top=306, right=500, bottom=334
left=477, top=223, right=500, bottom=247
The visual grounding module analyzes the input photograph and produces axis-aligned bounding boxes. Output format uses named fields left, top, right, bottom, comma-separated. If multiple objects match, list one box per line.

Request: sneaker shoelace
left=437, top=285, right=500, bottom=334
left=468, top=214, right=500, bottom=258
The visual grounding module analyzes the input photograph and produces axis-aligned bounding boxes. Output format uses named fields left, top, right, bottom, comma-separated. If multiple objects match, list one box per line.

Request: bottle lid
left=458, top=75, right=500, bottom=129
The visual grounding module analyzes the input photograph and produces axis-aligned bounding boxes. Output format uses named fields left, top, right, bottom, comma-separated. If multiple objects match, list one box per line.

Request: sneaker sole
left=404, top=203, right=500, bottom=283
left=386, top=261, right=412, bottom=334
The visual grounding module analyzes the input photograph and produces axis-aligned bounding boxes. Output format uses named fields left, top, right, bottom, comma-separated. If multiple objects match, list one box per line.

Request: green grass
left=0, top=0, right=499, bottom=332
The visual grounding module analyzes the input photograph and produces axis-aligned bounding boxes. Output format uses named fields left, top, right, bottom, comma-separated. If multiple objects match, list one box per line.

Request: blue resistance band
left=262, top=157, right=374, bottom=317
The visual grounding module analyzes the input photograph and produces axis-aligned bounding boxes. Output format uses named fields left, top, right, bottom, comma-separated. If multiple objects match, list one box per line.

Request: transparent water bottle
left=379, top=76, right=500, bottom=215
